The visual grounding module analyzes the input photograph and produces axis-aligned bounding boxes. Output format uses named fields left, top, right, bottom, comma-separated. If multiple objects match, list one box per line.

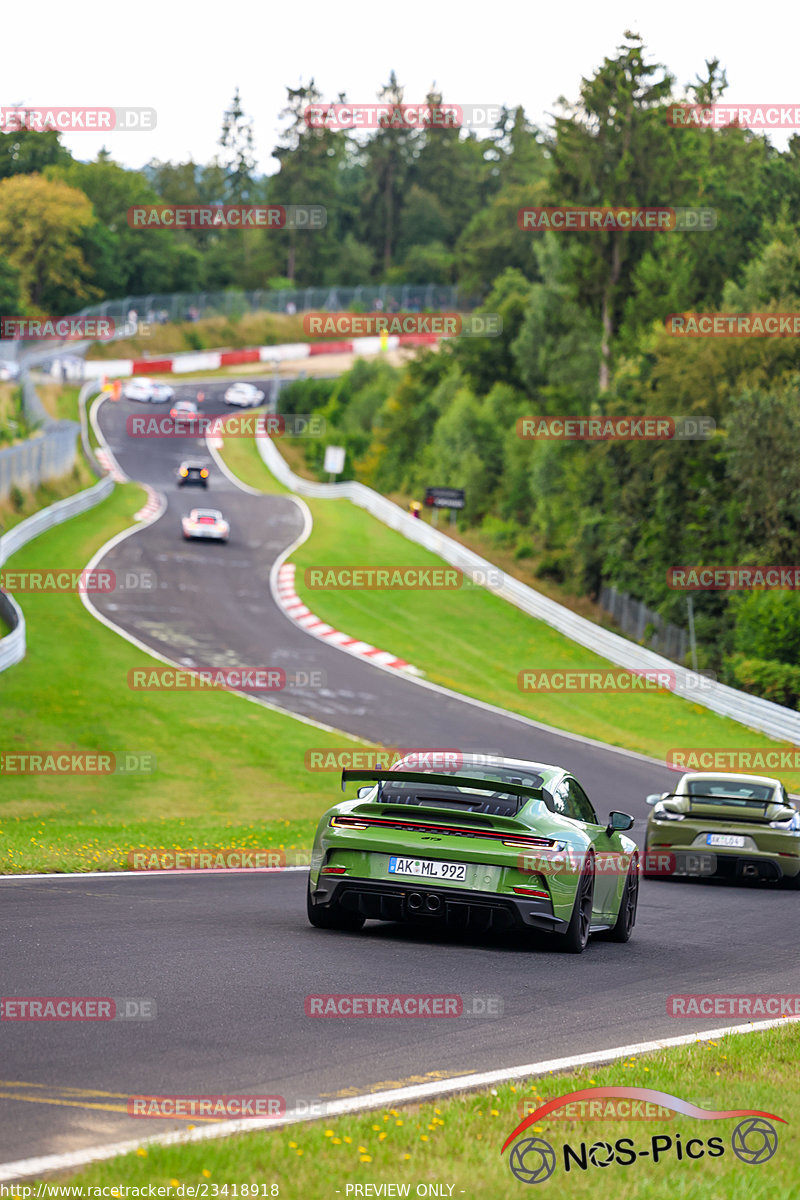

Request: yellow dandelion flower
left=360, top=1155, right=372, bottom=1163
left=136, top=1149, right=148, bottom=1157
left=201, top=1171, right=211, bottom=1178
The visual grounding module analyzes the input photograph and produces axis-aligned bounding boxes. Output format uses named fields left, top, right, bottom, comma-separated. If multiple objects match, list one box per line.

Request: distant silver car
left=224, top=382, right=265, bottom=408
left=170, top=399, right=200, bottom=421
left=123, top=379, right=174, bottom=403
left=182, top=508, right=229, bottom=542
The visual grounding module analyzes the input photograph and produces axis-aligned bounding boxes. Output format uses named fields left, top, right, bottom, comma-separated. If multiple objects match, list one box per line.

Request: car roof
left=677, top=771, right=781, bottom=789
left=191, top=508, right=222, bottom=518
left=181, top=459, right=208, bottom=467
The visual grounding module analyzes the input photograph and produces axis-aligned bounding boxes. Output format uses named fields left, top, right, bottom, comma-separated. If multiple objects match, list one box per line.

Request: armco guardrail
left=0, top=474, right=114, bottom=674
left=258, top=439, right=800, bottom=746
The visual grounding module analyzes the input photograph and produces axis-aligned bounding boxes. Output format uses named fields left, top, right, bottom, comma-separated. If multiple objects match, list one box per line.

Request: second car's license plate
left=706, top=834, right=746, bottom=848
left=388, top=855, right=467, bottom=882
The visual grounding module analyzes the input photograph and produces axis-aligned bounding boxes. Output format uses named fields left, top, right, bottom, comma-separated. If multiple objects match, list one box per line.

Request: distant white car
left=0, top=360, right=20, bottom=381
left=182, top=508, right=229, bottom=542
left=123, top=379, right=174, bottom=403
left=224, top=382, right=265, bottom=408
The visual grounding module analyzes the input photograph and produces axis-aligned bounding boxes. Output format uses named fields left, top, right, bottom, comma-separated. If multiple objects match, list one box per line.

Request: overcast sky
left=5, top=1, right=793, bottom=173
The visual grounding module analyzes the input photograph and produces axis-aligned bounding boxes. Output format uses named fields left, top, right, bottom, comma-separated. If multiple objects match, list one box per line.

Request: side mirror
left=646, top=792, right=668, bottom=806
left=356, top=786, right=374, bottom=798
left=607, top=810, right=635, bottom=834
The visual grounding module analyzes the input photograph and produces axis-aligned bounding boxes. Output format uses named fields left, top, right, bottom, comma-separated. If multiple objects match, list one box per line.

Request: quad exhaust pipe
left=408, top=892, right=423, bottom=910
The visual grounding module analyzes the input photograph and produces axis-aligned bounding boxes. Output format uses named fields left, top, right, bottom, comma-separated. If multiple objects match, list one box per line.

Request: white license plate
left=388, top=855, right=467, bottom=882
left=706, top=834, right=746, bottom=848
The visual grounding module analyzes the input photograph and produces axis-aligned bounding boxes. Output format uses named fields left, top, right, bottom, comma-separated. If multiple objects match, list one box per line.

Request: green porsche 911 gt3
left=306, top=754, right=638, bottom=953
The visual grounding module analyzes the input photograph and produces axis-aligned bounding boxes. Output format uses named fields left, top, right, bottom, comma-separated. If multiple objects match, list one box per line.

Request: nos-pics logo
left=501, top=1087, right=783, bottom=1183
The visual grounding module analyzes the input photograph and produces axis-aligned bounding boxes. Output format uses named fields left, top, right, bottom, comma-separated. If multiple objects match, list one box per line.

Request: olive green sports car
left=644, top=771, right=800, bottom=886
left=306, top=754, right=638, bottom=953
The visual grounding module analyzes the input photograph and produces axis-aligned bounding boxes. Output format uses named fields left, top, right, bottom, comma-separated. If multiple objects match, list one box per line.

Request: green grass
left=0, top=481, right=375, bottom=873
left=52, top=1022, right=799, bottom=1198
left=216, top=432, right=800, bottom=789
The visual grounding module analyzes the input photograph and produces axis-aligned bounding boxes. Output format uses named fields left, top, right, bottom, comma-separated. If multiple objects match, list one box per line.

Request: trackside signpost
left=425, top=486, right=465, bottom=527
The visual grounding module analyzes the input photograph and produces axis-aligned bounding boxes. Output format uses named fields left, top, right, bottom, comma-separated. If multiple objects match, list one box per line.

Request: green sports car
left=644, top=770, right=800, bottom=887
left=306, top=754, right=638, bottom=953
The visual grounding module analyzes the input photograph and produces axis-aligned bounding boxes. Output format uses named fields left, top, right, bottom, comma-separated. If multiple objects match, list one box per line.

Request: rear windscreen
left=687, top=781, right=775, bottom=804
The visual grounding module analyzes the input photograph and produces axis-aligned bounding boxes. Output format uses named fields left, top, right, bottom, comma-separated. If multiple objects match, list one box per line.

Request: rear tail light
left=512, top=886, right=549, bottom=898
left=180, top=468, right=188, bottom=477
left=321, top=865, right=348, bottom=875
left=503, top=837, right=565, bottom=850
left=201, top=470, right=209, bottom=478
left=330, top=816, right=369, bottom=829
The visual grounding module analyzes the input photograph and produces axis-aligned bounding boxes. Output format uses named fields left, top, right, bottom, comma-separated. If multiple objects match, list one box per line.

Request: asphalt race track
left=2, top=381, right=797, bottom=1170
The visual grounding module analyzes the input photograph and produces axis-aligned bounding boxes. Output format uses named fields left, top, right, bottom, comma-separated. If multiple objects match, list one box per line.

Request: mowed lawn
left=217, top=428, right=800, bottom=787
left=58, top=1022, right=799, bottom=1199
left=0, top=481, right=371, bottom=873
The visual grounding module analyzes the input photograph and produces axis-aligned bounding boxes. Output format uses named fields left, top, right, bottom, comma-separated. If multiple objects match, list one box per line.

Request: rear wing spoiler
left=341, top=768, right=544, bottom=809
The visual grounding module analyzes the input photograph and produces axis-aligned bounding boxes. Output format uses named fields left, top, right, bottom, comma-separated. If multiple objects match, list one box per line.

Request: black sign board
left=424, top=487, right=465, bottom=510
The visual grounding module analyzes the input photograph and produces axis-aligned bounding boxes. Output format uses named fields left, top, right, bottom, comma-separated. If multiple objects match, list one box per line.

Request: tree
left=0, top=123, right=71, bottom=181
left=550, top=31, right=675, bottom=389
left=218, top=88, right=256, bottom=203
left=272, top=81, right=347, bottom=283
left=0, top=174, right=97, bottom=311
left=360, top=73, right=415, bottom=274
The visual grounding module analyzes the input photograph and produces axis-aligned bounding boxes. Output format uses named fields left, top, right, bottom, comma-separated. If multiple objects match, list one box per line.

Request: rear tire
left=306, top=879, right=365, bottom=931
left=608, top=856, right=639, bottom=942
left=557, top=854, right=594, bottom=953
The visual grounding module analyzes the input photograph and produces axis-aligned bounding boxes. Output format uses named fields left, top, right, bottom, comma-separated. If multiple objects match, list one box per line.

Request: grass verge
left=0, top=481, right=371, bottom=873
left=215, top=432, right=800, bottom=789
left=53, top=1022, right=799, bottom=1198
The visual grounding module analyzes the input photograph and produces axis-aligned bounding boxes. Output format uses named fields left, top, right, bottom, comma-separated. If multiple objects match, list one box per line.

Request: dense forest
left=3, top=32, right=800, bottom=702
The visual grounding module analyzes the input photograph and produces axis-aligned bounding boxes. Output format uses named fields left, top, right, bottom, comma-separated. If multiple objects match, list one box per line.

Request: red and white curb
left=133, top=484, right=163, bottom=522
left=95, top=447, right=126, bottom=483
left=275, top=563, right=422, bottom=675
left=82, top=333, right=439, bottom=381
